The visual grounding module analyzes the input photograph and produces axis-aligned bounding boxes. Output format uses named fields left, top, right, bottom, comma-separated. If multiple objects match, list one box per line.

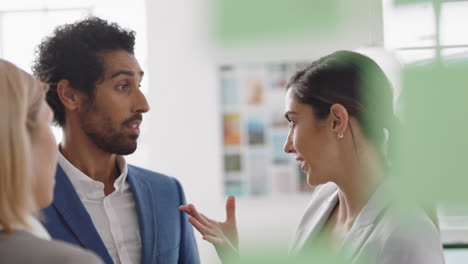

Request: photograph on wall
left=247, top=116, right=265, bottom=145
left=225, top=180, right=244, bottom=196
left=272, top=133, right=289, bottom=164
left=220, top=65, right=239, bottom=106
left=223, top=113, right=241, bottom=146
left=245, top=75, right=265, bottom=105
left=224, top=153, right=242, bottom=172
left=248, top=151, right=268, bottom=195
left=267, top=62, right=292, bottom=90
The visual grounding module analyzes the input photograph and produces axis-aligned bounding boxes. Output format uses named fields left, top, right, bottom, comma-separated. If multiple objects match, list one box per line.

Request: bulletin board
left=219, top=62, right=314, bottom=196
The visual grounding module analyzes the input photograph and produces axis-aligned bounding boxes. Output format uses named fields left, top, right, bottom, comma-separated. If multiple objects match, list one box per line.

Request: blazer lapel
left=340, top=183, right=391, bottom=261
left=127, top=166, right=158, bottom=264
left=52, top=165, right=113, bottom=264
left=292, top=189, right=339, bottom=254
left=340, top=224, right=375, bottom=261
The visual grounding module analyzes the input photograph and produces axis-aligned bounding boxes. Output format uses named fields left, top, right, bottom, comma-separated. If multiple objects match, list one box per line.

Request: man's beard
left=79, top=100, right=141, bottom=155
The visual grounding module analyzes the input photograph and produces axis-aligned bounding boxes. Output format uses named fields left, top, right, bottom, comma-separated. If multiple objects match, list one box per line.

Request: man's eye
left=117, top=83, right=128, bottom=90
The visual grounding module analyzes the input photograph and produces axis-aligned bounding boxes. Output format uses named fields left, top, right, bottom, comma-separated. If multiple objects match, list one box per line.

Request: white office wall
left=144, top=0, right=384, bottom=263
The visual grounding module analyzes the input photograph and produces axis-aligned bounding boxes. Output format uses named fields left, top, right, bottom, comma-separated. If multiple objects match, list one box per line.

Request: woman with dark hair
left=181, top=51, right=444, bottom=263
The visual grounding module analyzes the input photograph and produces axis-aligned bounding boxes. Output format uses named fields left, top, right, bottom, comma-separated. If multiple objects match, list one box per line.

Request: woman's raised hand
left=179, top=195, right=239, bottom=263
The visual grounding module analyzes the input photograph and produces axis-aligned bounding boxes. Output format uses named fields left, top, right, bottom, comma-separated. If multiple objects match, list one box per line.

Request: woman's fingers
left=188, top=217, right=212, bottom=235
left=203, top=234, right=223, bottom=245
left=179, top=205, right=192, bottom=215
left=188, top=204, right=211, bottom=226
left=225, top=195, right=236, bottom=223
left=180, top=204, right=211, bottom=226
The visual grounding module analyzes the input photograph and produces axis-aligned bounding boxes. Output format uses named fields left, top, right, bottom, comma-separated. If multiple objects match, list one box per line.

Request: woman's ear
left=56, top=80, right=85, bottom=111
left=329, top=104, right=349, bottom=139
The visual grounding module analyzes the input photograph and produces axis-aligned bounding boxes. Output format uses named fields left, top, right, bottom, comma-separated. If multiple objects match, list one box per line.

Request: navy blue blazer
left=41, top=164, right=200, bottom=264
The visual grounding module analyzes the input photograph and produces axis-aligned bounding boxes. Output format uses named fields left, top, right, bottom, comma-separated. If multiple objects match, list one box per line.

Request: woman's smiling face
left=283, top=89, right=340, bottom=187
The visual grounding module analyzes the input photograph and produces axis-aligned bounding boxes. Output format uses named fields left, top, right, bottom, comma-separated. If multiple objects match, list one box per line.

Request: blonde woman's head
left=0, top=59, right=57, bottom=232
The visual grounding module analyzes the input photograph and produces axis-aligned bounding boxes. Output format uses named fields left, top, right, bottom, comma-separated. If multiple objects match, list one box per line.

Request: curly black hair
left=32, top=16, right=136, bottom=126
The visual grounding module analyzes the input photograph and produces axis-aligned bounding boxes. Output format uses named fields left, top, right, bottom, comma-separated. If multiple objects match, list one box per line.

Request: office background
left=1, top=0, right=467, bottom=263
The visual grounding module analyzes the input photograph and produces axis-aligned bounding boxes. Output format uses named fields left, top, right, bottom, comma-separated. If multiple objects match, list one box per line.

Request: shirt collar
left=57, top=150, right=129, bottom=199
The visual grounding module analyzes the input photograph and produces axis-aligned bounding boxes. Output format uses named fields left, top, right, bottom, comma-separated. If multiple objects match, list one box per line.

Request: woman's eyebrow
left=284, top=111, right=297, bottom=120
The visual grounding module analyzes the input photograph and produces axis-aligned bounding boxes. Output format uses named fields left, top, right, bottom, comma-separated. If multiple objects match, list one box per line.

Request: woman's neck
left=333, top=141, right=385, bottom=229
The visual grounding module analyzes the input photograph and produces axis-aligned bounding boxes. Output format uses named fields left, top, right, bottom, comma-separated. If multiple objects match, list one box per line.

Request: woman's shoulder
left=364, top=206, right=444, bottom=263
left=0, top=231, right=103, bottom=264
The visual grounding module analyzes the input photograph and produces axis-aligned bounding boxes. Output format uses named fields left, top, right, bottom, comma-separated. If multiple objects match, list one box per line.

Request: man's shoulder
left=127, top=165, right=188, bottom=204
left=127, top=164, right=180, bottom=186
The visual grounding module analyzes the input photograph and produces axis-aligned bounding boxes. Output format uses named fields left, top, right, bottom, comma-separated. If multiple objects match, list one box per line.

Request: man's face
left=79, top=49, right=149, bottom=155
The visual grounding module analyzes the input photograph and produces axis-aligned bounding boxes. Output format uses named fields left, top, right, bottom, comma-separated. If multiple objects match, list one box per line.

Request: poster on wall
left=224, top=153, right=242, bottom=172
left=220, top=65, right=239, bottom=106
left=248, top=151, right=268, bottom=195
left=247, top=116, right=265, bottom=145
left=244, top=65, right=265, bottom=106
left=267, top=63, right=293, bottom=90
left=223, top=113, right=241, bottom=146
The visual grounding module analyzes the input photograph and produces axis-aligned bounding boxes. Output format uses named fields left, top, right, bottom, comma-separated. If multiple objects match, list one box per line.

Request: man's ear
left=56, top=80, right=85, bottom=111
left=329, top=104, right=349, bottom=139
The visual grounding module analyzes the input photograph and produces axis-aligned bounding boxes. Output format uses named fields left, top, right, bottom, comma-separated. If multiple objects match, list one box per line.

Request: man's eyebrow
left=110, top=70, right=144, bottom=79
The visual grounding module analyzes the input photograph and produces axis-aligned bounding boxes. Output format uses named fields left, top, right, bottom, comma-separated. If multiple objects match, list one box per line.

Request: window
left=383, top=0, right=468, bottom=64
left=384, top=1, right=468, bottom=258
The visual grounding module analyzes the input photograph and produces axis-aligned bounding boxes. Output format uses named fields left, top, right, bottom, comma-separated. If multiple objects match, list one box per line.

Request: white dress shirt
left=58, top=151, right=141, bottom=264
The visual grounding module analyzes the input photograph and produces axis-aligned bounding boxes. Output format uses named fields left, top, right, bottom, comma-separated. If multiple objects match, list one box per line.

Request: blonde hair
left=0, top=59, right=45, bottom=231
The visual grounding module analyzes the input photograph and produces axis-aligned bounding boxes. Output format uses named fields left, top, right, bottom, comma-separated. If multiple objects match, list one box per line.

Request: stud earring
left=337, top=134, right=344, bottom=139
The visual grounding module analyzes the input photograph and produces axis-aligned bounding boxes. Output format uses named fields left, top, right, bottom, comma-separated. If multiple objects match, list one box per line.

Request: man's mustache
left=123, top=114, right=143, bottom=125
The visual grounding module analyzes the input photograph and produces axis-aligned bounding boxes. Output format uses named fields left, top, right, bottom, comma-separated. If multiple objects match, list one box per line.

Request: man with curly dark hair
left=33, top=17, right=200, bottom=264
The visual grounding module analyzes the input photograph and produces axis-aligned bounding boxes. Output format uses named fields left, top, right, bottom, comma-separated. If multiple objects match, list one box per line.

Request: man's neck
left=60, top=133, right=120, bottom=195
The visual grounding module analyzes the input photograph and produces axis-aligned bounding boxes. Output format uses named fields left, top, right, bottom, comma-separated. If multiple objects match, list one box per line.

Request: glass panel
left=442, top=47, right=468, bottom=62
left=383, top=0, right=436, bottom=49
left=440, top=1, right=468, bottom=46
left=439, top=205, right=468, bottom=230
left=394, top=49, right=435, bottom=65
left=444, top=248, right=468, bottom=264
